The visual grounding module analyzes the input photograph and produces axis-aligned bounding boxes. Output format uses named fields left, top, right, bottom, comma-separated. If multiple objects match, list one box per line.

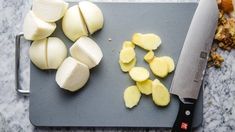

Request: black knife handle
left=172, top=98, right=196, bottom=132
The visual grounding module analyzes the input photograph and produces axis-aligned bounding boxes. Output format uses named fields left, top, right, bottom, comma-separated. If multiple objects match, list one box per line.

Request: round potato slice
left=129, top=67, right=149, bottom=82
left=149, top=57, right=168, bottom=78
left=132, top=33, right=161, bottom=51
left=122, top=41, right=135, bottom=49
left=119, top=58, right=136, bottom=72
left=136, top=79, right=152, bottom=95
left=123, top=86, right=141, bottom=108
left=160, top=56, right=175, bottom=73
left=152, top=79, right=170, bottom=106
left=119, top=47, right=136, bottom=63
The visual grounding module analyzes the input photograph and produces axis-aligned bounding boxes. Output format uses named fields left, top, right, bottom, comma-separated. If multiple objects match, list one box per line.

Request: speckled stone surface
left=0, top=0, right=234, bottom=132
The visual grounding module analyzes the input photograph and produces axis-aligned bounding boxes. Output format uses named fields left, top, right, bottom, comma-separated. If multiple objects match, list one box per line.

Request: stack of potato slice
left=119, top=41, right=137, bottom=72
left=119, top=33, right=174, bottom=109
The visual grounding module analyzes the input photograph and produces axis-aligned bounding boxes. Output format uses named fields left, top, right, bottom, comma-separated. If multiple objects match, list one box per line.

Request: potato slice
left=119, top=47, right=136, bottom=63
left=149, top=57, right=168, bottom=78
left=119, top=58, right=136, bottom=72
left=132, top=33, right=161, bottom=50
left=136, top=79, right=152, bottom=95
left=160, top=56, right=175, bottom=73
left=144, top=51, right=154, bottom=63
left=129, top=67, right=149, bottom=82
left=152, top=79, right=170, bottom=106
left=122, top=41, right=135, bottom=49
left=123, top=86, right=141, bottom=108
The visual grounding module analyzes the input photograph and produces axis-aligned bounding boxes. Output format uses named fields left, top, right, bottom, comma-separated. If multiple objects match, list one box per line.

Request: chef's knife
left=170, top=0, right=219, bottom=131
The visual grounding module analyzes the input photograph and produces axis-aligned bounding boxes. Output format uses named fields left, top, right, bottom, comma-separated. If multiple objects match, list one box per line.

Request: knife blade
left=170, top=0, right=219, bottom=131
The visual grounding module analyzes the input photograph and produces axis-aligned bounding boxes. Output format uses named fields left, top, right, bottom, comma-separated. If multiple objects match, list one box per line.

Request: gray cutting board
left=29, top=2, right=203, bottom=128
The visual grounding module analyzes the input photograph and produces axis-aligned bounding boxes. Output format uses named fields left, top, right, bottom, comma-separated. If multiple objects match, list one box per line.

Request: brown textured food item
left=209, top=9, right=235, bottom=68
left=208, top=51, right=224, bottom=68
left=218, top=0, right=234, bottom=13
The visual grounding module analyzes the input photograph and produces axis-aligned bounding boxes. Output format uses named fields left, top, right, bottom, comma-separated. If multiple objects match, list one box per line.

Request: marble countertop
left=0, top=0, right=234, bottom=131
